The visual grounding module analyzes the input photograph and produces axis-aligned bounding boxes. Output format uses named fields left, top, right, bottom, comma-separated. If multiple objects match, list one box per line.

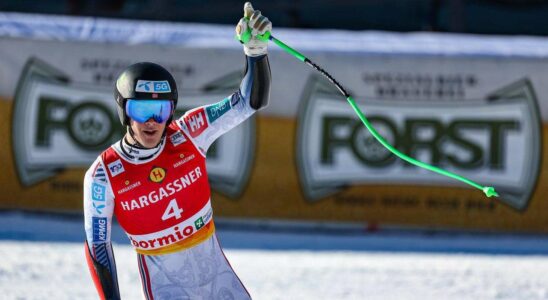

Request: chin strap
left=127, top=126, right=146, bottom=149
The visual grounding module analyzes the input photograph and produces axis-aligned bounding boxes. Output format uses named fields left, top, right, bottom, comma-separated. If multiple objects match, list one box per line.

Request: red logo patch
left=184, top=108, right=208, bottom=138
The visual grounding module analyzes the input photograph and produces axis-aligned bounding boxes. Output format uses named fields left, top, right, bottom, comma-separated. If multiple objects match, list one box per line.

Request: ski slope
left=1, top=212, right=548, bottom=300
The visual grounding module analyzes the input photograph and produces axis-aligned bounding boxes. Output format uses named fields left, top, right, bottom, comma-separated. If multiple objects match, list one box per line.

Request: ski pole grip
left=257, top=31, right=271, bottom=42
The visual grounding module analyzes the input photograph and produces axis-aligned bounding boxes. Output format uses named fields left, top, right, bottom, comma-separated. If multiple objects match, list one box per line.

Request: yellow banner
left=2, top=96, right=547, bottom=232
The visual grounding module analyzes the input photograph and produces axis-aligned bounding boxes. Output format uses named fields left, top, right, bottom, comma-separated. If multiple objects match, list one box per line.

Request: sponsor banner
left=212, top=117, right=548, bottom=233
left=7, top=56, right=255, bottom=199
left=2, top=17, right=548, bottom=232
left=296, top=77, right=541, bottom=210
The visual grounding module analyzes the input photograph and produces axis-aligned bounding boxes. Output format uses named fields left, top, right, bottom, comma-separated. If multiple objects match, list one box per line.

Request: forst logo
left=149, top=167, right=167, bottom=183
left=34, top=99, right=116, bottom=149
left=297, top=76, right=541, bottom=210
left=320, top=116, right=517, bottom=169
left=36, top=94, right=118, bottom=150
left=12, top=59, right=123, bottom=186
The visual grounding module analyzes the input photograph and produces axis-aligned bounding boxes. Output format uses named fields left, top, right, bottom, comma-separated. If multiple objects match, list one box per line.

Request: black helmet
left=114, top=62, right=178, bottom=126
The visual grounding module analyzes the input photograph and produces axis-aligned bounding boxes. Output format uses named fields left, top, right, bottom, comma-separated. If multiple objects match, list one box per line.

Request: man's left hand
left=235, top=2, right=272, bottom=57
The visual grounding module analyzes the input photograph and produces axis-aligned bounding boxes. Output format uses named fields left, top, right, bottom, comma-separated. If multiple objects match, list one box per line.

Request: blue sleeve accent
left=85, top=240, right=121, bottom=299
left=93, top=242, right=114, bottom=271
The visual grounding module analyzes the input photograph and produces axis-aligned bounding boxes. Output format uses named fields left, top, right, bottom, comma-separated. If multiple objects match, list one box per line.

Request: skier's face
left=128, top=118, right=167, bottom=148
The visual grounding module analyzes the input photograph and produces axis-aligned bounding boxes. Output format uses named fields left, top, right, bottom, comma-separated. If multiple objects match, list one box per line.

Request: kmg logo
left=149, top=167, right=167, bottom=183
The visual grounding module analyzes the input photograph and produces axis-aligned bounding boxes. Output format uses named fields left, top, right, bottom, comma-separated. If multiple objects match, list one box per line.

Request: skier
left=83, top=3, right=271, bottom=299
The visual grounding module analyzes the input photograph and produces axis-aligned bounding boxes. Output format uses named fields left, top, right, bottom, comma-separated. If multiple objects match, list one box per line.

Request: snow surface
left=1, top=212, right=548, bottom=300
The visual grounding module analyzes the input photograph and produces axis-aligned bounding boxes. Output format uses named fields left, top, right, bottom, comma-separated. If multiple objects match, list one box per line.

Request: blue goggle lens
left=125, top=100, right=173, bottom=123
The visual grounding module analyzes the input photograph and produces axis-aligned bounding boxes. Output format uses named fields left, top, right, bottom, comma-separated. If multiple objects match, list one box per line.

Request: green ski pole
left=261, top=33, right=498, bottom=198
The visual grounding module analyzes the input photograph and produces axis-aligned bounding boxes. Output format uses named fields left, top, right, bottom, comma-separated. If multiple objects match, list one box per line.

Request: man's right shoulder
left=87, top=159, right=109, bottom=185
left=85, top=143, right=119, bottom=179
left=98, top=141, right=123, bottom=162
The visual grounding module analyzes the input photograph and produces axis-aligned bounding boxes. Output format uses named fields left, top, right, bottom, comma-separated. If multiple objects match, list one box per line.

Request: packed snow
left=1, top=212, right=548, bottom=300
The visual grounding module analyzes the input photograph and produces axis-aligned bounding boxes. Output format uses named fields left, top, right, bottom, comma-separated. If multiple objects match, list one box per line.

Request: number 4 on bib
left=162, top=199, right=184, bottom=221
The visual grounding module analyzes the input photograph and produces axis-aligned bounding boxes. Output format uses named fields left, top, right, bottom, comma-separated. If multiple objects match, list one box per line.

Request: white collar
left=118, top=136, right=165, bottom=162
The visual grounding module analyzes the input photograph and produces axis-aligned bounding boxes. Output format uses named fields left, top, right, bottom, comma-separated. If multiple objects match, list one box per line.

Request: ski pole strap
left=268, top=34, right=498, bottom=198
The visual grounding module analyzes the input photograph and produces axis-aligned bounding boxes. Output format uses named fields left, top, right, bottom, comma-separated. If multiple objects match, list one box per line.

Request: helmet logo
left=135, top=80, right=172, bottom=93
left=137, top=81, right=151, bottom=91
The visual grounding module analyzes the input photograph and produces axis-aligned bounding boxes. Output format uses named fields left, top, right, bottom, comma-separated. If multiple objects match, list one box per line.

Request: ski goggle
left=125, top=100, right=173, bottom=123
